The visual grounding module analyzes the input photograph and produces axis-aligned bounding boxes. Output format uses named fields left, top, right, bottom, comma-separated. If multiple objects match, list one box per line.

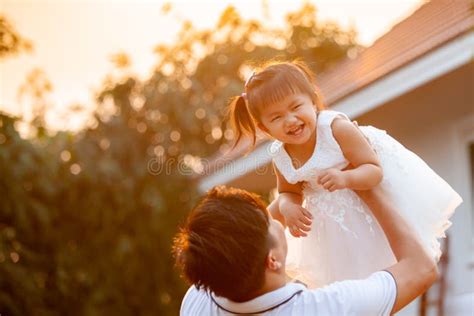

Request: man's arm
left=356, top=187, right=439, bottom=313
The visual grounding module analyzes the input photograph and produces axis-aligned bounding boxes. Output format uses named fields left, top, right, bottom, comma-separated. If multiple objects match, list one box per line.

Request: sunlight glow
left=1, top=0, right=423, bottom=132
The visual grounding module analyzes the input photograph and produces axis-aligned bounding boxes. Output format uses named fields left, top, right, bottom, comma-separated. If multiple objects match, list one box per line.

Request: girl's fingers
left=290, top=231, right=300, bottom=238
left=323, top=180, right=333, bottom=190
left=299, top=215, right=312, bottom=226
left=319, top=173, right=330, bottom=184
left=288, top=226, right=298, bottom=237
left=290, top=224, right=308, bottom=237
left=297, top=221, right=311, bottom=232
left=328, top=184, right=337, bottom=192
left=302, top=208, right=313, bottom=219
left=298, top=230, right=308, bottom=237
left=289, top=224, right=301, bottom=237
left=291, top=227, right=304, bottom=237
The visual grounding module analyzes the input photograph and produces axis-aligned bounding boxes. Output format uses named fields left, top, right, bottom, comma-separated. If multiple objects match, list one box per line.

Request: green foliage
left=0, top=109, right=191, bottom=315
left=0, top=4, right=357, bottom=315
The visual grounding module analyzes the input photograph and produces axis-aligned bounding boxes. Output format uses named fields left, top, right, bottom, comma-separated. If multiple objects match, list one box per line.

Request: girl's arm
left=271, top=162, right=312, bottom=237
left=273, top=162, right=304, bottom=206
left=319, top=117, right=383, bottom=191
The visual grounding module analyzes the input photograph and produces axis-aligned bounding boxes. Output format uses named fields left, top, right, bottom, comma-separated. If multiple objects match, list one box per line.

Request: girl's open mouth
left=287, top=124, right=305, bottom=136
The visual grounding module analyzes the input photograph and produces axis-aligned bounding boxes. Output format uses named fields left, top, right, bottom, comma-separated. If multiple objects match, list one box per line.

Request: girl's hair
left=228, top=60, right=325, bottom=151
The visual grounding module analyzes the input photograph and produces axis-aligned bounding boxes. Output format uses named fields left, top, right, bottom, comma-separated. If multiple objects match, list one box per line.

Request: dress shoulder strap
left=313, top=110, right=351, bottom=170
left=318, top=110, right=350, bottom=128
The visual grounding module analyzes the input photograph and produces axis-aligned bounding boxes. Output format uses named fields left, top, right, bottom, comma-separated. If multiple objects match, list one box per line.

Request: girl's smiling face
left=258, top=92, right=317, bottom=146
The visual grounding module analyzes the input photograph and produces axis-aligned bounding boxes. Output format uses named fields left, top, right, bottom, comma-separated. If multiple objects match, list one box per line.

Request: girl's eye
left=293, top=104, right=302, bottom=110
left=271, top=116, right=281, bottom=122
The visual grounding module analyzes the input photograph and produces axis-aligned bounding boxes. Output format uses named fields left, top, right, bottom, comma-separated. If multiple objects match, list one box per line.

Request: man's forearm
left=356, top=187, right=425, bottom=261
left=356, top=187, right=438, bottom=313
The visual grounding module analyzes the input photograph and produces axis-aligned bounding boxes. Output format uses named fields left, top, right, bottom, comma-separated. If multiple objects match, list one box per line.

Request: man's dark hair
left=173, top=186, right=273, bottom=302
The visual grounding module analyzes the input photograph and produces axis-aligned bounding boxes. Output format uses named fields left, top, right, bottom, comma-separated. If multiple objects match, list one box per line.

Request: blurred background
left=0, top=0, right=472, bottom=315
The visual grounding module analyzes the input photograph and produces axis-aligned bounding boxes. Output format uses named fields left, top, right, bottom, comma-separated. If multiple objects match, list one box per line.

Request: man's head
left=173, top=186, right=287, bottom=302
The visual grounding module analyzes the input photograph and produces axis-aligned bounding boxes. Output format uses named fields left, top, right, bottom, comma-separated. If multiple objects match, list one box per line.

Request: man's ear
left=266, top=250, right=282, bottom=271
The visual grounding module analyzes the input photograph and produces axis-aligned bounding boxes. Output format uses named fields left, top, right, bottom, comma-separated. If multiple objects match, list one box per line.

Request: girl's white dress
left=269, top=110, right=462, bottom=288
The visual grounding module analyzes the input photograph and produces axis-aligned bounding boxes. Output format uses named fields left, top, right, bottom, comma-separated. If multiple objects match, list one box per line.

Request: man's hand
left=280, top=201, right=313, bottom=237
left=318, top=168, right=348, bottom=192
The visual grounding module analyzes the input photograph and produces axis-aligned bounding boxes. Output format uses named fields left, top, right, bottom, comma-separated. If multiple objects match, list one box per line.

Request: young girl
left=228, top=60, right=462, bottom=288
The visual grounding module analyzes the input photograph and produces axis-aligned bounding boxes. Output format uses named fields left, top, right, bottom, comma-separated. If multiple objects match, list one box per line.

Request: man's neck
left=251, top=271, right=287, bottom=299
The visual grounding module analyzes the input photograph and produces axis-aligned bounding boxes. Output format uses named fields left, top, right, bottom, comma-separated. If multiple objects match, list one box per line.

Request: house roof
left=197, top=0, right=474, bottom=178
left=318, top=0, right=474, bottom=105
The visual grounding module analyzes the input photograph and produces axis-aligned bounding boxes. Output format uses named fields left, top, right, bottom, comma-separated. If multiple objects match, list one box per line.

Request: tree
left=0, top=15, right=33, bottom=59
left=17, top=68, right=53, bottom=138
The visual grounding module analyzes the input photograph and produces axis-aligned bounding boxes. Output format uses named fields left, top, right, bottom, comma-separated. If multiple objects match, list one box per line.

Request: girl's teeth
left=289, top=125, right=303, bottom=135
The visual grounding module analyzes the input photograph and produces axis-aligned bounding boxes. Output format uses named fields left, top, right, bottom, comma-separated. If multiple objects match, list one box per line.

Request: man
left=173, top=185, right=438, bottom=315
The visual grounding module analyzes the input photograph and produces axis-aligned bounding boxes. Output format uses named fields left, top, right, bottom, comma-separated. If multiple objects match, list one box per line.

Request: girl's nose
left=285, top=114, right=298, bottom=126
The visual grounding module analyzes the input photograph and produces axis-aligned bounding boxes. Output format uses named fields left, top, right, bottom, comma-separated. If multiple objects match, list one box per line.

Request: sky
left=0, top=0, right=424, bottom=131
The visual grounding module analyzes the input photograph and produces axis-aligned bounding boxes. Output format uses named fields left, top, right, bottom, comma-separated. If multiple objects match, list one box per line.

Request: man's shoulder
left=299, top=271, right=396, bottom=315
left=180, top=272, right=396, bottom=315
left=180, top=286, right=211, bottom=315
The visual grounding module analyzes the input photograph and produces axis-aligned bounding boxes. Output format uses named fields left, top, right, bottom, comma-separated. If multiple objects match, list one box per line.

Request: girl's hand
left=280, top=201, right=313, bottom=238
left=318, top=168, right=348, bottom=192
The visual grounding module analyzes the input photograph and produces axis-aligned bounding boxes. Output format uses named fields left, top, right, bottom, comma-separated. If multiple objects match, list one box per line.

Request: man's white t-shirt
left=180, top=271, right=397, bottom=315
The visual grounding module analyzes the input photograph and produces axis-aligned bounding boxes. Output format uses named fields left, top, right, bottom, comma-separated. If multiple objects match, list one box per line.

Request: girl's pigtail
left=228, top=95, right=257, bottom=150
